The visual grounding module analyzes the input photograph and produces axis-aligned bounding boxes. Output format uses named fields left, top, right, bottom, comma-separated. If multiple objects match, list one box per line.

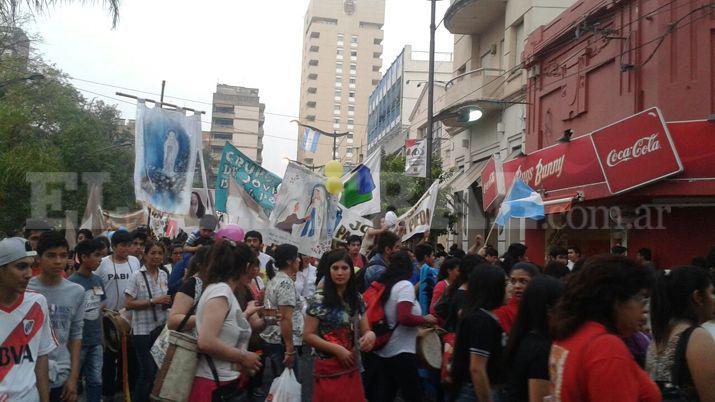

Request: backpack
left=363, top=282, right=394, bottom=350
left=656, top=326, right=698, bottom=402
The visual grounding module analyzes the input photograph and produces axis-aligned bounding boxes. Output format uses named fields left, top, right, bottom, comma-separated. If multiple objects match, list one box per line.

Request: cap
left=0, top=237, right=37, bottom=266
left=199, top=215, right=218, bottom=231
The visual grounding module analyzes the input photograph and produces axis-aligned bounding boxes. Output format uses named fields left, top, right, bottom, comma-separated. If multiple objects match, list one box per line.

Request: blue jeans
left=79, top=344, right=103, bottom=402
left=453, top=384, right=507, bottom=402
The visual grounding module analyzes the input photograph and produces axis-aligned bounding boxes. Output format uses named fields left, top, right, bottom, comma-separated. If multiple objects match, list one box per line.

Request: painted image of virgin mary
left=163, top=130, right=179, bottom=175
left=295, top=185, right=328, bottom=239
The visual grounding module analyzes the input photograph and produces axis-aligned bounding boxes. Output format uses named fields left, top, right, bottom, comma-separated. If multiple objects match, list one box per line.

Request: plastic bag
left=265, top=368, right=301, bottom=402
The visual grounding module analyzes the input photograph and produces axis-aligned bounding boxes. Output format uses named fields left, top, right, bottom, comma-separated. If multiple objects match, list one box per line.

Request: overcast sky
left=32, top=0, right=452, bottom=176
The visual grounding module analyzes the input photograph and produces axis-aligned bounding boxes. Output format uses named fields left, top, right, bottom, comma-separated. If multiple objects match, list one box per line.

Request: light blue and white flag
left=302, top=127, right=320, bottom=153
left=495, top=177, right=544, bottom=226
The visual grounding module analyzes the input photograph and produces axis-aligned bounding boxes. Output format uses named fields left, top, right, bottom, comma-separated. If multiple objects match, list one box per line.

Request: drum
left=103, top=308, right=131, bottom=353
left=416, top=327, right=443, bottom=370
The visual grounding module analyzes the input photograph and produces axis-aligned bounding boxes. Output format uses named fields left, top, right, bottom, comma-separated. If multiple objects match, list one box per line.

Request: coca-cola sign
left=590, top=107, right=683, bottom=194
left=606, top=134, right=661, bottom=167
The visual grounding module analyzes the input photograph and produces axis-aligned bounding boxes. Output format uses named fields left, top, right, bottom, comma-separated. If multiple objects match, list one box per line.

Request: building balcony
left=444, top=0, right=507, bottom=35
left=444, top=68, right=505, bottom=109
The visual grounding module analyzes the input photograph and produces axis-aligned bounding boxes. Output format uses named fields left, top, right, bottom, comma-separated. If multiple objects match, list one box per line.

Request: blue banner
left=214, top=142, right=282, bottom=214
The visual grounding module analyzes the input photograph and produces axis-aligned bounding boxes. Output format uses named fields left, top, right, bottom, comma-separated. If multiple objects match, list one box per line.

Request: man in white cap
left=0, top=237, right=58, bottom=402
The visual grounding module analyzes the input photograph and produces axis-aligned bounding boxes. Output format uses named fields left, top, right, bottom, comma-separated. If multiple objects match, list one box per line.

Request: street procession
left=2, top=0, right=715, bottom=401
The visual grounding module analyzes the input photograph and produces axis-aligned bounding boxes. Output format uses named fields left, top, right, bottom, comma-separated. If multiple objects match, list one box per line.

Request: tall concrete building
left=367, top=45, right=452, bottom=155
left=207, top=84, right=265, bottom=182
left=296, top=0, right=385, bottom=168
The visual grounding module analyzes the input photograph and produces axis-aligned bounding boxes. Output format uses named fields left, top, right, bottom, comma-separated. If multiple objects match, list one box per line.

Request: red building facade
left=512, top=0, right=715, bottom=266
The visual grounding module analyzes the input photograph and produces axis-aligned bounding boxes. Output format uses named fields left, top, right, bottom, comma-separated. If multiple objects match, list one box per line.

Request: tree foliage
left=0, top=56, right=136, bottom=233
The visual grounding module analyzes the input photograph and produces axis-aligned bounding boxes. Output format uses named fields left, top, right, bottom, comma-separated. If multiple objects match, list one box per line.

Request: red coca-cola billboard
left=590, top=107, right=683, bottom=194
left=480, top=156, right=505, bottom=211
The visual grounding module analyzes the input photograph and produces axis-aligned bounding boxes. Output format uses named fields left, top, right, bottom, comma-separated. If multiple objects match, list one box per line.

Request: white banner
left=333, top=205, right=374, bottom=244
left=405, top=139, right=427, bottom=178
left=134, top=102, right=200, bottom=215
left=267, top=162, right=339, bottom=258
left=396, top=181, right=440, bottom=241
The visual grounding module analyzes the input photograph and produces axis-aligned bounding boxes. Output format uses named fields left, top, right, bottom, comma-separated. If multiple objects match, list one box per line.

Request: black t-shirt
left=178, top=276, right=199, bottom=299
left=445, top=288, right=468, bottom=332
left=506, top=332, right=551, bottom=402
left=453, top=308, right=507, bottom=386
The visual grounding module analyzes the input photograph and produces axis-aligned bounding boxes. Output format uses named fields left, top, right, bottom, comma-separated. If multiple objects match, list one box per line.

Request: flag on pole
left=340, top=149, right=381, bottom=216
left=302, top=127, right=320, bottom=153
left=495, top=177, right=544, bottom=226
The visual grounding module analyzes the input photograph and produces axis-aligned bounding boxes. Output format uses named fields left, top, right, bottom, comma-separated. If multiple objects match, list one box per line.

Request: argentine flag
left=302, top=127, right=320, bottom=153
left=495, top=177, right=544, bottom=226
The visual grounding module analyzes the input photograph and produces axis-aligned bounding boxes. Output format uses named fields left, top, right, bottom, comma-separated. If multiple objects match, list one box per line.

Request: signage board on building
left=405, top=139, right=427, bottom=177
left=589, top=107, right=683, bottom=194
left=480, top=156, right=505, bottom=211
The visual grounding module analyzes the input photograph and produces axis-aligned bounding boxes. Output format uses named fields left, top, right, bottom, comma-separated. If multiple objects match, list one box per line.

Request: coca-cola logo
left=606, top=134, right=661, bottom=167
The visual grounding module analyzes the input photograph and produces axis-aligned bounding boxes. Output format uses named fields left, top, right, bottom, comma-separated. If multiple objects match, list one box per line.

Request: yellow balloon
left=326, top=176, right=344, bottom=195
left=325, top=160, right=343, bottom=178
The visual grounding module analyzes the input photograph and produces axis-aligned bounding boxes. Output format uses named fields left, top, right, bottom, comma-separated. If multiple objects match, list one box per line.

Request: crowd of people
left=2, top=215, right=715, bottom=402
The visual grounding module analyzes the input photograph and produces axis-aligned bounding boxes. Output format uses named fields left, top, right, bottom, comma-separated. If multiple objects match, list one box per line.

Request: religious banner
left=405, top=139, right=427, bottom=178
left=333, top=204, right=374, bottom=244
left=223, top=177, right=271, bottom=232
left=396, top=181, right=440, bottom=241
left=267, top=162, right=339, bottom=258
left=134, top=102, right=200, bottom=215
left=214, top=142, right=282, bottom=216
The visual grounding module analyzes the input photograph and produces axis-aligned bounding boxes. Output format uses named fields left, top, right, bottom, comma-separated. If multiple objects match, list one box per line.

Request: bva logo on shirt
left=0, top=344, right=34, bottom=366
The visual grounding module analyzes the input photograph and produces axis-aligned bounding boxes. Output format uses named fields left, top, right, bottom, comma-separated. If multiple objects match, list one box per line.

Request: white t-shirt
left=258, top=252, right=273, bottom=271
left=295, top=264, right=317, bottom=298
left=567, top=260, right=575, bottom=271
left=703, top=321, right=715, bottom=340
left=0, top=291, right=58, bottom=402
left=96, top=255, right=140, bottom=311
left=377, top=280, right=421, bottom=358
left=195, top=283, right=251, bottom=382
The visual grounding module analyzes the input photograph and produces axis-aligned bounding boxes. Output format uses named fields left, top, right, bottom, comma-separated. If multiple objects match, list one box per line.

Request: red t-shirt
left=352, top=254, right=365, bottom=270
left=494, top=296, right=519, bottom=334
left=549, top=321, right=661, bottom=402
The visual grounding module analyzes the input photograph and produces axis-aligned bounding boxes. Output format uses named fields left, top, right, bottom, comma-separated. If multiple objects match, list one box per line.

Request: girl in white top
left=188, top=241, right=263, bottom=402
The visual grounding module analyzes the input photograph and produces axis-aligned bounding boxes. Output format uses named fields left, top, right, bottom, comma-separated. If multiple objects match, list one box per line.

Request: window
left=335, top=90, right=342, bottom=97
left=308, top=73, right=318, bottom=80
left=336, top=62, right=343, bottom=69
left=514, top=21, right=526, bottom=68
left=348, top=124, right=354, bottom=130
left=374, top=37, right=383, bottom=45
left=307, top=87, right=317, bottom=94
left=213, top=117, right=233, bottom=127
left=306, top=115, right=316, bottom=121
left=351, top=35, right=358, bottom=44
left=337, top=49, right=343, bottom=56
left=334, top=118, right=340, bottom=124
left=214, top=105, right=234, bottom=114
left=334, top=104, right=341, bottom=112
left=348, top=91, right=355, bottom=98
left=337, top=33, right=344, bottom=46
left=309, top=45, right=319, bottom=52
left=372, top=65, right=380, bottom=72
left=348, top=105, right=355, bottom=111
left=349, top=78, right=356, bottom=84
left=306, top=101, right=316, bottom=108
left=213, top=132, right=232, bottom=140
left=333, top=123, right=341, bottom=129
left=348, top=118, right=354, bottom=125
left=372, top=79, right=379, bottom=85
left=310, top=32, right=320, bottom=39
left=350, top=63, right=357, bottom=71
left=350, top=50, right=357, bottom=57
left=309, top=59, right=319, bottom=66
left=311, top=17, right=337, bottom=25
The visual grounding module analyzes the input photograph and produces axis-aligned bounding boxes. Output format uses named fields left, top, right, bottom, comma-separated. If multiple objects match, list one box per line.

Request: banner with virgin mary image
left=267, top=162, right=338, bottom=258
left=133, top=102, right=200, bottom=215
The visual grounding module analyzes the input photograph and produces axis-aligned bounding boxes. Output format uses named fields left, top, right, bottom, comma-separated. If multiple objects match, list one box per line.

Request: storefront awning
left=449, top=159, right=489, bottom=193
left=544, top=195, right=580, bottom=214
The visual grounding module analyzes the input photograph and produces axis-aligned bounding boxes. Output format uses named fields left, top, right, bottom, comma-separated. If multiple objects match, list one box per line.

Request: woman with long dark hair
left=430, top=257, right=460, bottom=317
left=167, top=245, right=211, bottom=332
left=504, top=276, right=563, bottom=402
left=440, top=255, right=484, bottom=332
left=646, top=266, right=715, bottom=401
left=189, top=240, right=262, bottom=401
left=501, top=243, right=528, bottom=274
left=494, top=262, right=539, bottom=334
left=374, top=251, right=437, bottom=402
left=303, top=249, right=376, bottom=401
left=549, top=255, right=659, bottom=402
left=449, top=264, right=508, bottom=402
left=260, top=244, right=304, bottom=383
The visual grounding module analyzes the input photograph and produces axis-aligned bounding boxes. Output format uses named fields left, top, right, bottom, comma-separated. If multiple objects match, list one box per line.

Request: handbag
left=206, top=355, right=243, bottom=402
left=656, top=326, right=698, bottom=402
left=152, top=278, right=203, bottom=366
left=150, top=306, right=199, bottom=402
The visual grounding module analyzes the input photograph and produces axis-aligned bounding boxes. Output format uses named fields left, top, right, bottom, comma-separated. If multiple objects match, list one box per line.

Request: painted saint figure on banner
left=296, top=185, right=328, bottom=239
left=163, top=130, right=179, bottom=175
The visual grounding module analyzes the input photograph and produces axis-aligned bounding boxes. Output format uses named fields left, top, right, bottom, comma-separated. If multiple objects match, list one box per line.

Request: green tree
left=1, top=0, right=120, bottom=27
left=380, top=152, right=456, bottom=239
left=0, top=56, right=136, bottom=233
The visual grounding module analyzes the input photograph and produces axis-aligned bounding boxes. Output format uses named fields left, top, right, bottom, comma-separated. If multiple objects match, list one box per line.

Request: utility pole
left=426, top=0, right=437, bottom=183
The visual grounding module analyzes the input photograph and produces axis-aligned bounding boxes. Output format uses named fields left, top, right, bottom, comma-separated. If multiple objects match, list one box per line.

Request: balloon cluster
left=325, top=160, right=344, bottom=195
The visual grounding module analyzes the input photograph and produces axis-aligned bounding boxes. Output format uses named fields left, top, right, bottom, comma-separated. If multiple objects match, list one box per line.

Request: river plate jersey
left=0, top=291, right=58, bottom=402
